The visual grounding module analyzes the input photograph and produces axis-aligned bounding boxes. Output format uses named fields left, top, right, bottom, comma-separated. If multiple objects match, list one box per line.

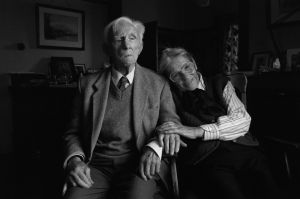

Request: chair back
left=226, top=72, right=248, bottom=108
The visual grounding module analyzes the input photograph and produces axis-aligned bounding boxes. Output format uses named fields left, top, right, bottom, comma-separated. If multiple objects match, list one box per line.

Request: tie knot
left=118, top=76, right=129, bottom=91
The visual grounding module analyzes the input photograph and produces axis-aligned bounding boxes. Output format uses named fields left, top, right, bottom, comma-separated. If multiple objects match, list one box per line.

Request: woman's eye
left=183, top=65, right=190, bottom=70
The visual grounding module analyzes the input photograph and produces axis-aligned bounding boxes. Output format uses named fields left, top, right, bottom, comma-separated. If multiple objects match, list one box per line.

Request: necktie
left=117, top=76, right=129, bottom=91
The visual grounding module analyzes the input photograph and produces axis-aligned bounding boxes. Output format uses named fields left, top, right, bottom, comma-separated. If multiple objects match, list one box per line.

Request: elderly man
left=63, top=17, right=180, bottom=199
left=157, top=47, right=279, bottom=199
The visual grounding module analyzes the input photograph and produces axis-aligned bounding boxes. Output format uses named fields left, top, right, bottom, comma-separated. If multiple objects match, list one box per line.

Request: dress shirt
left=111, top=66, right=135, bottom=87
left=197, top=74, right=251, bottom=141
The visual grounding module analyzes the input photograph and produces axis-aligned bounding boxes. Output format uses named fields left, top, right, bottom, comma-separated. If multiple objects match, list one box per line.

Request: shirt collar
left=111, top=66, right=135, bottom=86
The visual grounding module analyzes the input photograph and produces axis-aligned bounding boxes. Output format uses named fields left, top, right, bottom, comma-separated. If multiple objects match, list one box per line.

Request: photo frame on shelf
left=268, top=0, right=300, bottom=26
left=251, top=51, right=272, bottom=72
left=49, top=57, right=76, bottom=84
left=287, top=48, right=300, bottom=71
left=74, top=64, right=86, bottom=76
left=36, top=4, right=85, bottom=50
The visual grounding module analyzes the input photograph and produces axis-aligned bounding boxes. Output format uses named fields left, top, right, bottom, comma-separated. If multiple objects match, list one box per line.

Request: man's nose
left=121, top=38, right=130, bottom=49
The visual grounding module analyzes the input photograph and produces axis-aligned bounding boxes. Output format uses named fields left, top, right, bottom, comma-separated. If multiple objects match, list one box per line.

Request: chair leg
left=170, top=157, right=180, bottom=199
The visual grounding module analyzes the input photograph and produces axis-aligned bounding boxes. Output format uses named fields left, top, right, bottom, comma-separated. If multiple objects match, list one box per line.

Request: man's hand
left=139, top=148, right=161, bottom=181
left=66, top=156, right=94, bottom=188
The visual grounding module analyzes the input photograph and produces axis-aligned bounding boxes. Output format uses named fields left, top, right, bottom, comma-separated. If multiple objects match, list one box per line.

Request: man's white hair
left=103, top=16, right=145, bottom=48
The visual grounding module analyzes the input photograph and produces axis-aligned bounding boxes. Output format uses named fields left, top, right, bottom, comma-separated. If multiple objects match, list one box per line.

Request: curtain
left=223, top=24, right=239, bottom=73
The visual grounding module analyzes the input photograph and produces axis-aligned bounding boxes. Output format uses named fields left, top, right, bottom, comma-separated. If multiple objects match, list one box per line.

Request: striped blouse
left=198, top=75, right=251, bottom=141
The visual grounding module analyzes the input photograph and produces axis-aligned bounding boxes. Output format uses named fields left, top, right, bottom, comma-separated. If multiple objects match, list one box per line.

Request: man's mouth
left=123, top=54, right=133, bottom=58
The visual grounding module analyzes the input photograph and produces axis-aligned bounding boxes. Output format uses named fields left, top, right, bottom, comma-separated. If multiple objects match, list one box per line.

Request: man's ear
left=138, top=42, right=143, bottom=55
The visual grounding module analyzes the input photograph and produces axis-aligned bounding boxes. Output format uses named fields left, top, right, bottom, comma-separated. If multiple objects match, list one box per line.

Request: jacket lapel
left=133, top=65, right=148, bottom=150
left=90, top=69, right=111, bottom=155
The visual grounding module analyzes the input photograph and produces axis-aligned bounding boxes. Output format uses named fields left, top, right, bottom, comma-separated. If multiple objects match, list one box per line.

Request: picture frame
left=268, top=0, right=300, bottom=26
left=74, top=64, right=86, bottom=75
left=36, top=4, right=85, bottom=50
left=286, top=48, right=300, bottom=71
left=49, top=57, right=76, bottom=84
left=251, top=52, right=272, bottom=72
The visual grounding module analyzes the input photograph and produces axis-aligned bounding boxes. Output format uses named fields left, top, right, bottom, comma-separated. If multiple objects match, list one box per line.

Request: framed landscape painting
left=36, top=4, right=84, bottom=50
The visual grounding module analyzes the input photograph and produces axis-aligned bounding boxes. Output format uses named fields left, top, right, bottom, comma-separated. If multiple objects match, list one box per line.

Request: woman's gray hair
left=103, top=16, right=145, bottom=49
left=158, top=47, right=196, bottom=78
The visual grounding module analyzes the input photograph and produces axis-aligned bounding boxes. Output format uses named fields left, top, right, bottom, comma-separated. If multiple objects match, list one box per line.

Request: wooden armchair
left=226, top=72, right=248, bottom=107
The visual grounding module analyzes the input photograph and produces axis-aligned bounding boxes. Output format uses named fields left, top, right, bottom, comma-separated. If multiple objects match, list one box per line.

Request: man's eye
left=129, top=35, right=137, bottom=40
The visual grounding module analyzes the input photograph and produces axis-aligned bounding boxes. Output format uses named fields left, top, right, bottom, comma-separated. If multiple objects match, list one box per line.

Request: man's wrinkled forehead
left=113, top=20, right=138, bottom=37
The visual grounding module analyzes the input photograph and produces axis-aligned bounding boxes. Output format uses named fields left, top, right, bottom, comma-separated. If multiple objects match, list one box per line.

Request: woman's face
left=168, top=56, right=199, bottom=91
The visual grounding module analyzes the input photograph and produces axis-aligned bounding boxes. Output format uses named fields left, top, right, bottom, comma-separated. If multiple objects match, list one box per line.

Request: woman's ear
left=192, top=59, right=198, bottom=70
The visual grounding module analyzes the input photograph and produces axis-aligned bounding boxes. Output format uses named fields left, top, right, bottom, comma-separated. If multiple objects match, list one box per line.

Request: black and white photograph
left=1, top=0, right=300, bottom=199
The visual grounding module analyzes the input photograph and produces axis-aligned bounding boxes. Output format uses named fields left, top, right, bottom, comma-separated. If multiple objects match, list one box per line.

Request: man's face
left=110, top=20, right=142, bottom=70
left=168, top=56, right=199, bottom=91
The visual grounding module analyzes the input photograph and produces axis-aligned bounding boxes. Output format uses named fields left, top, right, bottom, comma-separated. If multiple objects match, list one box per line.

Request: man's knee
left=64, top=186, right=109, bottom=199
left=123, top=176, right=159, bottom=199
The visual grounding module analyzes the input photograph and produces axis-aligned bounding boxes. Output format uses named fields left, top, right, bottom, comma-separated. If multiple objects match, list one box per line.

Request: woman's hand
left=156, top=121, right=204, bottom=140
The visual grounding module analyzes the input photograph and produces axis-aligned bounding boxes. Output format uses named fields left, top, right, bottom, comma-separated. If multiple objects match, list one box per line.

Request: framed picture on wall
left=36, top=4, right=85, bottom=50
left=268, top=0, right=300, bottom=26
left=251, top=51, right=272, bottom=72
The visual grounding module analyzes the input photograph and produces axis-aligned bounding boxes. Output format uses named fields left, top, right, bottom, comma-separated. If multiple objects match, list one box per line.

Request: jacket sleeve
left=158, top=80, right=181, bottom=125
left=62, top=79, right=85, bottom=168
left=145, top=80, right=181, bottom=158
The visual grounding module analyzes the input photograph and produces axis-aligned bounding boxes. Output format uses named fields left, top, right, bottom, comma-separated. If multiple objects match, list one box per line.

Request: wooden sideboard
left=247, top=72, right=300, bottom=191
left=247, top=72, right=300, bottom=141
left=10, top=84, right=77, bottom=199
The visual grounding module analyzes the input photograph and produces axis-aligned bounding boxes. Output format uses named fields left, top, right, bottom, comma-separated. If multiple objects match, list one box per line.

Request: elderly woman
left=156, top=47, right=279, bottom=199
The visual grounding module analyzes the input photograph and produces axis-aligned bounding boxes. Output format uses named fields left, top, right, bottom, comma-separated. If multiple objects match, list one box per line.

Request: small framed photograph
left=49, top=57, right=75, bottom=84
left=251, top=52, right=272, bottom=72
left=36, top=4, right=85, bottom=50
left=287, top=48, right=300, bottom=71
left=74, top=64, right=86, bottom=75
